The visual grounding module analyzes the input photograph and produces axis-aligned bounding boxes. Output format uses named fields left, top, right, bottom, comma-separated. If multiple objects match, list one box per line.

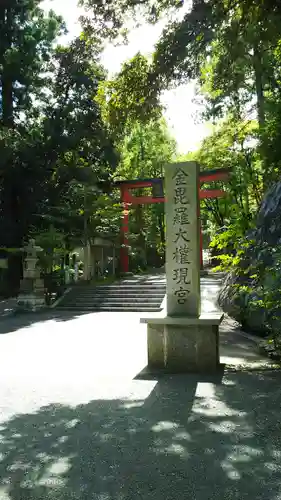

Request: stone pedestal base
left=17, top=294, right=46, bottom=312
left=17, top=278, right=45, bottom=312
left=24, top=269, right=40, bottom=280
left=141, top=313, right=223, bottom=373
left=147, top=324, right=165, bottom=369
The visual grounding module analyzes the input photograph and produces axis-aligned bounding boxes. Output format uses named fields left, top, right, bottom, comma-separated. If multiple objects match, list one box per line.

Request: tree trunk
left=158, top=209, right=165, bottom=247
left=253, top=43, right=265, bottom=129
left=0, top=6, right=14, bottom=126
left=135, top=203, right=146, bottom=268
left=1, top=75, right=13, bottom=126
left=0, top=6, right=19, bottom=295
left=0, top=179, right=25, bottom=295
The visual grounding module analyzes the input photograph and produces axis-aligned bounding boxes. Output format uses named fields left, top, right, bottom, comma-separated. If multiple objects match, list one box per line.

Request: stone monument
left=17, top=239, right=46, bottom=311
left=141, top=161, right=223, bottom=373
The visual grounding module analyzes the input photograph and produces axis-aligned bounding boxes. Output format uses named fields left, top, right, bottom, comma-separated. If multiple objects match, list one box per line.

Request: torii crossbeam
left=115, top=167, right=230, bottom=273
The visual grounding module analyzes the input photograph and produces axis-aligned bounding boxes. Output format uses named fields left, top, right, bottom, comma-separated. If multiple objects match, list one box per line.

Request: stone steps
left=64, top=288, right=165, bottom=293
left=56, top=279, right=166, bottom=312
left=64, top=297, right=163, bottom=305
left=65, top=288, right=165, bottom=297
left=67, top=286, right=165, bottom=293
left=66, top=289, right=165, bottom=295
left=55, top=303, right=160, bottom=312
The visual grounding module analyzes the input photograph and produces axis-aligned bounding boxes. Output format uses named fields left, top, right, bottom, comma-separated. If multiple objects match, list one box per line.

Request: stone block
left=23, top=269, right=40, bottom=279
left=17, top=293, right=45, bottom=312
left=34, top=278, right=45, bottom=291
left=19, top=278, right=33, bottom=293
left=164, top=323, right=219, bottom=373
left=141, top=313, right=222, bottom=374
left=147, top=324, right=165, bottom=369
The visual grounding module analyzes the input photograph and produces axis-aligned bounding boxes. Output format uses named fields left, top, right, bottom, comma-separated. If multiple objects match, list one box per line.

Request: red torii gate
left=116, top=167, right=230, bottom=273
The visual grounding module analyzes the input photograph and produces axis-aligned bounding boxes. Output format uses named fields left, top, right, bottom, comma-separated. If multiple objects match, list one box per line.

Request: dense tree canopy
left=89, top=0, right=281, bottom=231
left=0, top=1, right=119, bottom=292
left=96, top=54, right=162, bottom=137
left=2, top=0, right=281, bottom=293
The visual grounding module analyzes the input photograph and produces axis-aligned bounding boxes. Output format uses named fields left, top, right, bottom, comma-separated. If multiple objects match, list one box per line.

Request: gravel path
left=0, top=307, right=280, bottom=499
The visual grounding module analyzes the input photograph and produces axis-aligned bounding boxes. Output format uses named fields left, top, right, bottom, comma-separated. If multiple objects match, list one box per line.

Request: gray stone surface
left=165, top=161, right=200, bottom=317
left=0, top=308, right=279, bottom=499
left=143, top=275, right=223, bottom=371
left=147, top=324, right=165, bottom=369
left=142, top=312, right=223, bottom=325
left=143, top=317, right=221, bottom=373
left=164, top=323, right=219, bottom=373
left=17, top=239, right=45, bottom=312
left=149, top=162, right=220, bottom=373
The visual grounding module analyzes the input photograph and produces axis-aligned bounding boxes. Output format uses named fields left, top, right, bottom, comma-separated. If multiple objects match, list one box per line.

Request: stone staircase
left=56, top=275, right=166, bottom=312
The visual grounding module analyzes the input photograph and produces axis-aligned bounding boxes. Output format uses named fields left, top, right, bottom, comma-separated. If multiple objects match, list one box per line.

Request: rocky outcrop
left=218, top=181, right=281, bottom=335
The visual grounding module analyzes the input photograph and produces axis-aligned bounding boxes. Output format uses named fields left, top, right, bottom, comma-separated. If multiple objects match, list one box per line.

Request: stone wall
left=218, top=181, right=281, bottom=335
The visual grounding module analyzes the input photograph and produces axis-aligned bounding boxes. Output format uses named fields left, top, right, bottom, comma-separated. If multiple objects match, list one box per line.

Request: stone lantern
left=17, top=239, right=45, bottom=311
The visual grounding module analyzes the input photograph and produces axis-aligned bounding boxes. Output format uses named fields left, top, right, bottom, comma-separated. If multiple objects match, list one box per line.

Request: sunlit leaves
left=114, top=118, right=175, bottom=265
left=96, top=54, right=162, bottom=136
left=79, top=0, right=183, bottom=40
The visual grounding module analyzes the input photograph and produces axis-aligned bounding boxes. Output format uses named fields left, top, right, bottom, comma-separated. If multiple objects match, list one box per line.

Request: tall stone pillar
left=165, top=162, right=200, bottom=317
left=141, top=162, right=223, bottom=373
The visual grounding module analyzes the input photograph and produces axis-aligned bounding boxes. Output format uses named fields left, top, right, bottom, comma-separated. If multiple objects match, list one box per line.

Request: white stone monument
left=141, top=162, right=223, bottom=373
left=17, top=239, right=46, bottom=311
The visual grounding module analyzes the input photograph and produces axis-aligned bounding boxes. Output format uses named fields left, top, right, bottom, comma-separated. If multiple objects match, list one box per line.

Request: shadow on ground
left=0, top=371, right=281, bottom=499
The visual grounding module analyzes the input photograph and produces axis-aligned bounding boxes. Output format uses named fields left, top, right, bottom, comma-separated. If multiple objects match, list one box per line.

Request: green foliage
left=1, top=0, right=281, bottom=306
left=117, top=119, right=176, bottom=178
left=153, top=1, right=213, bottom=87
left=236, top=246, right=281, bottom=351
left=189, top=116, right=261, bottom=256
left=209, top=229, right=250, bottom=272
left=31, top=226, right=65, bottom=273
left=79, top=0, right=183, bottom=39
left=78, top=0, right=281, bottom=338
left=0, top=2, right=120, bottom=292
left=0, top=1, right=65, bottom=125
left=116, top=118, right=176, bottom=269
left=96, top=54, right=162, bottom=137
